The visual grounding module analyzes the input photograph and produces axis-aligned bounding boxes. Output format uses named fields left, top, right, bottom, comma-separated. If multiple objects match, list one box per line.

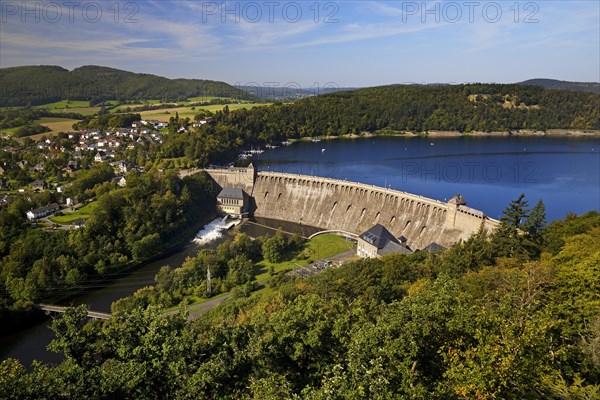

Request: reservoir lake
left=255, top=136, right=600, bottom=221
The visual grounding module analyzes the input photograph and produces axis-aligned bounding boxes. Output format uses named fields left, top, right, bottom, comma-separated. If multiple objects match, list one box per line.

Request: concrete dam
left=200, top=165, right=500, bottom=250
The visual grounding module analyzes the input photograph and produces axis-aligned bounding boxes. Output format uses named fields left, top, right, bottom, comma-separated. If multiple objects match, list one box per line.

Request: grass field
left=1, top=117, right=81, bottom=138
left=32, top=100, right=101, bottom=116
left=31, top=117, right=81, bottom=138
left=137, top=103, right=270, bottom=121
left=35, top=100, right=91, bottom=110
left=50, top=201, right=98, bottom=224
left=253, top=234, right=355, bottom=282
left=0, top=126, right=21, bottom=136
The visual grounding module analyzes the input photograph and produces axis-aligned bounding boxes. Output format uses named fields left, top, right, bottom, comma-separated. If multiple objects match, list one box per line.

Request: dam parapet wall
left=203, top=167, right=499, bottom=250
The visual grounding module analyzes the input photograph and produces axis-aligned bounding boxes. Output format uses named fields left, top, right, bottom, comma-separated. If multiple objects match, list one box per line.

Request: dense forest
left=0, top=170, right=216, bottom=324
left=219, top=84, right=600, bottom=136
left=1, top=200, right=598, bottom=399
left=154, top=84, right=600, bottom=166
left=0, top=65, right=255, bottom=106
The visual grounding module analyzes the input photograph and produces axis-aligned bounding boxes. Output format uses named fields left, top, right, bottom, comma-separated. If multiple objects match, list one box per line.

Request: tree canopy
left=2, top=207, right=598, bottom=399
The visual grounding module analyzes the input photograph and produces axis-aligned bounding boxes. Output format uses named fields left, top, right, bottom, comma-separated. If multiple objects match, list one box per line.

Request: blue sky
left=1, top=0, right=599, bottom=87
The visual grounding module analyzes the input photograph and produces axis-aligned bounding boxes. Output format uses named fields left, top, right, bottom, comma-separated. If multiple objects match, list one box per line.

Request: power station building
left=356, top=224, right=412, bottom=258
left=217, top=188, right=247, bottom=217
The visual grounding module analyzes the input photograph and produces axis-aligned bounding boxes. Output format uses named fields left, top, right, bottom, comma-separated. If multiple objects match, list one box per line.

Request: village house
left=356, top=224, right=412, bottom=259
left=94, top=151, right=108, bottom=162
left=0, top=195, right=10, bottom=207
left=31, top=179, right=48, bottom=191
left=423, top=242, right=446, bottom=253
left=112, top=176, right=127, bottom=187
left=26, top=203, right=60, bottom=220
left=65, top=162, right=79, bottom=175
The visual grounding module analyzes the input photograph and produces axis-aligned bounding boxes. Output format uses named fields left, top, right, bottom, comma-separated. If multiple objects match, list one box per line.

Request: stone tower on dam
left=202, top=165, right=500, bottom=249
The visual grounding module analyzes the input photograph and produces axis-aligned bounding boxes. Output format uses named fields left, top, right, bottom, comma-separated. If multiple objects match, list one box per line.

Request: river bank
left=291, top=129, right=600, bottom=142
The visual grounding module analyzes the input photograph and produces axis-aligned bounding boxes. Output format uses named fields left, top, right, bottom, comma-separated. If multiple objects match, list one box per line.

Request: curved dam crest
left=192, top=166, right=500, bottom=250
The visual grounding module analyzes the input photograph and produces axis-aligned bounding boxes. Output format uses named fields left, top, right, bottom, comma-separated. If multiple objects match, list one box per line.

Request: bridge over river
left=35, top=304, right=111, bottom=320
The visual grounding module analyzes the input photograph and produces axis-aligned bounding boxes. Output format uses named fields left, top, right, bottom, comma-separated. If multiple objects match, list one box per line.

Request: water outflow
left=193, top=217, right=239, bottom=245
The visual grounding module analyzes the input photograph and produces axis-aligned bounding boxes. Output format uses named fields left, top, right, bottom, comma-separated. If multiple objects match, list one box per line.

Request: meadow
left=31, top=117, right=81, bottom=138
left=50, top=201, right=98, bottom=224
left=137, top=103, right=269, bottom=121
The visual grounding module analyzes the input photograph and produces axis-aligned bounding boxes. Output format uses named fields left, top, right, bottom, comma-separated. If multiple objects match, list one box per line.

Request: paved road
left=186, top=293, right=234, bottom=320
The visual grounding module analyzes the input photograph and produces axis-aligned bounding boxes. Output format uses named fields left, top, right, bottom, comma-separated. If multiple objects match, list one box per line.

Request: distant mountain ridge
left=520, top=79, right=599, bottom=93
left=242, top=85, right=358, bottom=100
left=0, top=65, right=255, bottom=107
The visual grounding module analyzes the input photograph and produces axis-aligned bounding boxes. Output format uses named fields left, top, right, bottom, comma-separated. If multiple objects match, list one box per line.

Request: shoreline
left=295, top=129, right=600, bottom=142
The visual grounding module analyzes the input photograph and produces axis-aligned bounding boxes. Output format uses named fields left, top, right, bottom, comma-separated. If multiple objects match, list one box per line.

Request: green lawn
left=29, top=100, right=100, bottom=116
left=50, top=201, right=98, bottom=224
left=253, top=234, right=355, bottom=282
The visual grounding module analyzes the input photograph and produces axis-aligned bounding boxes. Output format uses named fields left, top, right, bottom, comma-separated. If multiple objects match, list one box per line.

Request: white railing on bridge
left=35, top=304, right=111, bottom=320
left=308, top=230, right=359, bottom=240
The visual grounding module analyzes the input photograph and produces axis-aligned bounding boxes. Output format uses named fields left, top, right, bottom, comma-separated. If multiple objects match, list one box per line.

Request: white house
left=26, top=203, right=60, bottom=220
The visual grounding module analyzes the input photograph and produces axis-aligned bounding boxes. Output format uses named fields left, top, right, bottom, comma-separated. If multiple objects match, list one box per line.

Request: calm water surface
left=255, top=136, right=600, bottom=220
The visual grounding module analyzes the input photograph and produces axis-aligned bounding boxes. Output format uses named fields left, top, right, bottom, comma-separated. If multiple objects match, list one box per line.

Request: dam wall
left=200, top=166, right=255, bottom=194
left=204, top=167, right=500, bottom=250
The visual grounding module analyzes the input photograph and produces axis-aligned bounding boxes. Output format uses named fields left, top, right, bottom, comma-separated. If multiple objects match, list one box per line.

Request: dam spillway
left=200, top=165, right=500, bottom=250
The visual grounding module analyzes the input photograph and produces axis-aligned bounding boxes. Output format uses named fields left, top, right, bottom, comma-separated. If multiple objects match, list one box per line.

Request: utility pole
left=206, top=267, right=212, bottom=295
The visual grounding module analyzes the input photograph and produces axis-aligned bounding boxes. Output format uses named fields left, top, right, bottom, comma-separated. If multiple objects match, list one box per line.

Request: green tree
left=492, top=193, right=530, bottom=259
left=524, top=199, right=547, bottom=257
left=262, top=231, right=288, bottom=263
left=48, top=305, right=99, bottom=366
left=227, top=254, right=253, bottom=285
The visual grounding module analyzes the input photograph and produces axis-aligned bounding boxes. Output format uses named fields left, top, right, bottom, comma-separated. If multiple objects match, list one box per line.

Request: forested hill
left=0, top=65, right=255, bottom=106
left=208, top=83, right=599, bottom=140
left=521, top=78, right=600, bottom=94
